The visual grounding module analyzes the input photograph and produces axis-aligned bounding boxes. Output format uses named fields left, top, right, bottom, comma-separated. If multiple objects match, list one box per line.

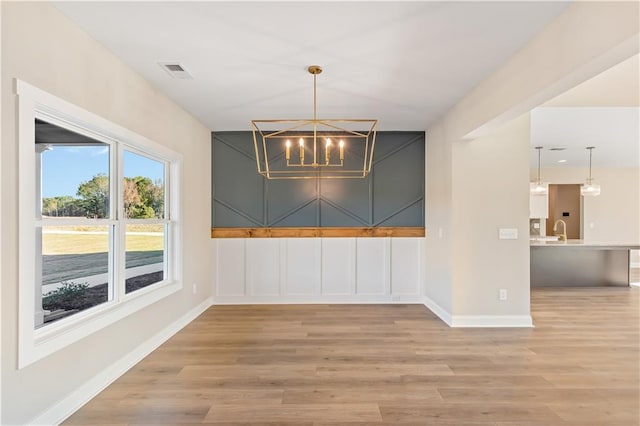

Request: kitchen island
left=530, top=240, right=640, bottom=287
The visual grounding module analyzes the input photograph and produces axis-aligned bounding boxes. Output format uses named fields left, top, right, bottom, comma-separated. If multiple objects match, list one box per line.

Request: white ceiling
left=530, top=54, right=640, bottom=168
left=530, top=107, right=640, bottom=168
left=53, top=1, right=570, bottom=131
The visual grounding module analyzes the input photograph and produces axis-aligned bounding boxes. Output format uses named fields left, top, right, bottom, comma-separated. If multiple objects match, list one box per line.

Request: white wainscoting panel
left=211, top=237, right=424, bottom=303
left=390, top=238, right=423, bottom=299
left=355, top=238, right=388, bottom=296
left=213, top=239, right=246, bottom=296
left=284, top=238, right=322, bottom=296
left=246, top=238, right=281, bottom=296
left=321, top=238, right=355, bottom=296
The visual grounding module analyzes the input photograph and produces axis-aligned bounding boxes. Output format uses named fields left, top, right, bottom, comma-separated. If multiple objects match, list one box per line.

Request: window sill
left=21, top=280, right=181, bottom=369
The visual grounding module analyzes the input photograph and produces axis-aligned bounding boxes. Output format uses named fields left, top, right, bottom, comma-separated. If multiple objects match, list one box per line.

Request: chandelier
left=251, top=65, right=377, bottom=179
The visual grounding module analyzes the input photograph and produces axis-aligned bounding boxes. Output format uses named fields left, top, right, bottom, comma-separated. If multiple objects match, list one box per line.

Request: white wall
left=212, top=237, right=424, bottom=303
left=451, top=115, right=531, bottom=319
left=424, top=122, right=453, bottom=316
left=533, top=167, right=640, bottom=244
left=1, top=3, right=211, bottom=424
left=424, top=1, right=638, bottom=326
left=426, top=115, right=532, bottom=326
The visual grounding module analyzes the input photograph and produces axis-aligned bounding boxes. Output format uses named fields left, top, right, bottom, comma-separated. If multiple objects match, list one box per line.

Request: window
left=18, top=80, right=182, bottom=368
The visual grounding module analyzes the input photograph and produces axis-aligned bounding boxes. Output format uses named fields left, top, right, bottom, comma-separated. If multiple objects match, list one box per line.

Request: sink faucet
left=553, top=219, right=567, bottom=241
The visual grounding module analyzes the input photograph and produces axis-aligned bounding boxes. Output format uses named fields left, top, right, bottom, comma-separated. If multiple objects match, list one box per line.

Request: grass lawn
left=42, top=226, right=164, bottom=284
left=43, top=227, right=163, bottom=255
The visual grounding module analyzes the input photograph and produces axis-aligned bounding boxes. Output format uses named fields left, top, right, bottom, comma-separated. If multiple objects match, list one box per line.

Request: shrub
left=43, top=281, right=89, bottom=311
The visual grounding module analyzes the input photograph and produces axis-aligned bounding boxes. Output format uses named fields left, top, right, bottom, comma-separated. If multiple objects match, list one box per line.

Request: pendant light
left=581, top=146, right=601, bottom=196
left=530, top=146, right=547, bottom=196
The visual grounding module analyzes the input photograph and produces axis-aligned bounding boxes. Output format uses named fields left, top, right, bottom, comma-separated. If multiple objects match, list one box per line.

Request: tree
left=46, top=173, right=163, bottom=219
left=42, top=197, right=59, bottom=217
left=42, top=195, right=84, bottom=217
left=123, top=176, right=164, bottom=219
left=124, top=177, right=152, bottom=218
left=77, top=174, right=109, bottom=218
left=123, top=178, right=142, bottom=218
left=148, top=178, right=165, bottom=218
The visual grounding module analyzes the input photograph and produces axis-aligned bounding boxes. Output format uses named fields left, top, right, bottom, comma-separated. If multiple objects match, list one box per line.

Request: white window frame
left=17, top=80, right=183, bottom=369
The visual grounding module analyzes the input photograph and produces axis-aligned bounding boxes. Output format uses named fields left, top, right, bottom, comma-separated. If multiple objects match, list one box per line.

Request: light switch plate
left=499, top=228, right=518, bottom=240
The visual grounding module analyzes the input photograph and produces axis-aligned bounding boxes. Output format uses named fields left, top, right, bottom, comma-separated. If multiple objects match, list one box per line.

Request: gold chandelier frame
left=251, top=65, right=378, bottom=179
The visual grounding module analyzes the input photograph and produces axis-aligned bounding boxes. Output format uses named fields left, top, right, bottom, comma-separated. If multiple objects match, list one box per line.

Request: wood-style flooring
left=65, top=287, right=639, bottom=425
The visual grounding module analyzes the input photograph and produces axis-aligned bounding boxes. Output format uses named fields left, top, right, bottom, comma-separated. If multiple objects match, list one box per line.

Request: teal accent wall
left=212, top=131, right=424, bottom=227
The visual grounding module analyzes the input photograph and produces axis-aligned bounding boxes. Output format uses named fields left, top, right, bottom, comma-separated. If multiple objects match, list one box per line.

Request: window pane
left=125, top=224, right=165, bottom=294
left=40, top=225, right=112, bottom=327
left=123, top=151, right=165, bottom=219
left=37, top=119, right=110, bottom=219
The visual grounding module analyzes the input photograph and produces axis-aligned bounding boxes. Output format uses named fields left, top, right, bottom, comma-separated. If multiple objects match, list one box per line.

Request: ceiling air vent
left=159, top=62, right=193, bottom=79
left=549, top=147, right=566, bottom=151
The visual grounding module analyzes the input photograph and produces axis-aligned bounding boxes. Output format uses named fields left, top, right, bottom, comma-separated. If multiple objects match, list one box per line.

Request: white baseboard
left=212, top=295, right=424, bottom=304
left=450, top=314, right=533, bottom=328
left=423, top=295, right=453, bottom=326
left=423, top=296, right=532, bottom=328
left=29, top=297, right=213, bottom=426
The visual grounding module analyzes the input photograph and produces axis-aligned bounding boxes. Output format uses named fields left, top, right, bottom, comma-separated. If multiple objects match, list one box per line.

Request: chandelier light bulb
left=298, top=138, right=304, bottom=164
left=325, top=139, right=332, bottom=164
left=285, top=140, right=291, bottom=161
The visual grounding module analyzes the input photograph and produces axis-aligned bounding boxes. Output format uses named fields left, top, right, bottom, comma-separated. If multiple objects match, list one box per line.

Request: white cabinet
left=529, top=183, right=549, bottom=218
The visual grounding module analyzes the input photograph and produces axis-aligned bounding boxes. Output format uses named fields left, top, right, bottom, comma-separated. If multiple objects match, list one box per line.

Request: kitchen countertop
left=530, top=239, right=640, bottom=249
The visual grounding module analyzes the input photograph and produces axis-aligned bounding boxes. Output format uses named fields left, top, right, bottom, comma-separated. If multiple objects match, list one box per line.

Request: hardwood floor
left=64, top=287, right=639, bottom=425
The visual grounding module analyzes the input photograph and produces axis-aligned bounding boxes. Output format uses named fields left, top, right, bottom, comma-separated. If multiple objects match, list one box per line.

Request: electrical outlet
left=192, top=282, right=197, bottom=295
left=499, top=289, right=508, bottom=301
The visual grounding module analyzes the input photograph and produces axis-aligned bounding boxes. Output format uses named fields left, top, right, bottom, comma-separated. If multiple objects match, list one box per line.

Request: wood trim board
left=211, top=227, right=425, bottom=238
